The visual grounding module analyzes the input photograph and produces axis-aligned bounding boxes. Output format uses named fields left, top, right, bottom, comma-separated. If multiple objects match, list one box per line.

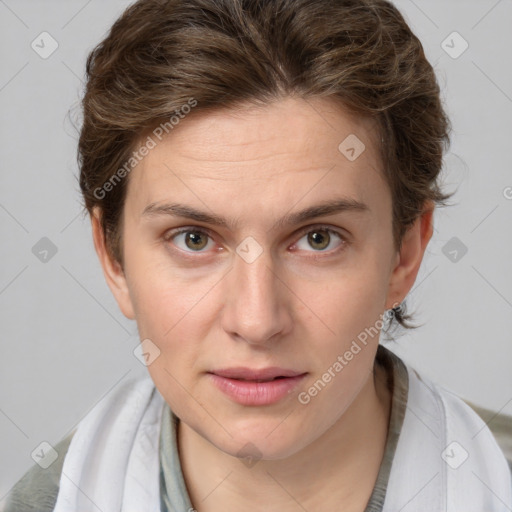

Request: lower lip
left=208, top=373, right=307, bottom=406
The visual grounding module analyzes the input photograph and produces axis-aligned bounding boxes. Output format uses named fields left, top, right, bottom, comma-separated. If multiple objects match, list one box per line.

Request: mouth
left=207, top=368, right=307, bottom=406
left=228, top=376, right=289, bottom=383
left=209, top=366, right=305, bottom=381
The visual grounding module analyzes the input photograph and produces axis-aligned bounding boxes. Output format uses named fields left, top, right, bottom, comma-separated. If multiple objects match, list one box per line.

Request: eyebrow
left=141, top=197, right=370, bottom=231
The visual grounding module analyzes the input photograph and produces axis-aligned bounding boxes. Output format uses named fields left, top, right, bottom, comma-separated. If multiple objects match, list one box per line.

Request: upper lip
left=209, top=367, right=306, bottom=381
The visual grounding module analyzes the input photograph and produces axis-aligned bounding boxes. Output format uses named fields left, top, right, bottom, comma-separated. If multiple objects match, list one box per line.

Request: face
left=93, top=96, right=431, bottom=460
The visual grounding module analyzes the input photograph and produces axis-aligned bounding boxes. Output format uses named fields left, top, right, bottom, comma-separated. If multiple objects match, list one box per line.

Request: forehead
left=124, top=96, right=388, bottom=226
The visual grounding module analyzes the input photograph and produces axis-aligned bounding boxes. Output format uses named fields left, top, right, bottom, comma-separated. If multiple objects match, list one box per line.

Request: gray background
left=1, top=0, right=511, bottom=502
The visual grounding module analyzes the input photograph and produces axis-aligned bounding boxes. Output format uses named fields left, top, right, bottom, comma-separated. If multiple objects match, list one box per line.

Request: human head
left=80, top=0, right=455, bottom=462
left=78, top=0, right=453, bottom=332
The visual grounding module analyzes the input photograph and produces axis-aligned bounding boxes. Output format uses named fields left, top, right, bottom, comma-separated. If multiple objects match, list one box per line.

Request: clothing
left=4, top=345, right=512, bottom=511
left=158, top=345, right=407, bottom=512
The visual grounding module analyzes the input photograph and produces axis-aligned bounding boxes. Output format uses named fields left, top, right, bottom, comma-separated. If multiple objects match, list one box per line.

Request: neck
left=178, top=361, right=391, bottom=512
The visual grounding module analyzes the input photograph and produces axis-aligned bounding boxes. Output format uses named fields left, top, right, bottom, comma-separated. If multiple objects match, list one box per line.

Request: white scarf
left=53, top=377, right=163, bottom=512
left=53, top=364, right=512, bottom=512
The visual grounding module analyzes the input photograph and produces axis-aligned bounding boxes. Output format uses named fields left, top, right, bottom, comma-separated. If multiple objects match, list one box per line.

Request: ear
left=385, top=201, right=434, bottom=310
left=91, top=207, right=136, bottom=320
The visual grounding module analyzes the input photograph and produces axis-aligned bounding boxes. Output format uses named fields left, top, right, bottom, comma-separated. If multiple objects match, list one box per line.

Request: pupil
left=309, top=230, right=329, bottom=250
left=187, top=232, right=206, bottom=250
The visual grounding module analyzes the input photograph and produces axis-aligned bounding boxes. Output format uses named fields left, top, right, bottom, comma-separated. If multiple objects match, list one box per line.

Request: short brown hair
left=77, top=0, right=454, bottom=332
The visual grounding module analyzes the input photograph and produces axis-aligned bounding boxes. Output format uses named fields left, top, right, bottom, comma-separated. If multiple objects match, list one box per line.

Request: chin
left=201, top=417, right=308, bottom=462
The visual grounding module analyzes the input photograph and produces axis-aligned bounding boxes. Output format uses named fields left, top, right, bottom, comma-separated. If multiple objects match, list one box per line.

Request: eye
left=292, top=226, right=345, bottom=253
left=163, top=224, right=347, bottom=257
left=164, top=227, right=215, bottom=253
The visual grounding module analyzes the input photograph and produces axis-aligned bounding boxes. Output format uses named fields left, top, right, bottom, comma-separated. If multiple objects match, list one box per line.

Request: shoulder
left=407, top=364, right=512, bottom=505
left=4, top=375, right=158, bottom=512
left=462, top=399, right=512, bottom=472
left=410, top=366, right=510, bottom=467
left=428, top=374, right=512, bottom=484
left=3, top=431, right=75, bottom=512
left=379, top=347, right=512, bottom=510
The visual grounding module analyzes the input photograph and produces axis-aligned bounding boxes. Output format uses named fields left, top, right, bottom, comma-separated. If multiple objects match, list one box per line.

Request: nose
left=221, top=243, right=292, bottom=346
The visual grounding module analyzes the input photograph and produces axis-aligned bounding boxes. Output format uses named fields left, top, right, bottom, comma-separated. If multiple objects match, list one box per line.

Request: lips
left=209, top=367, right=304, bottom=381
left=207, top=367, right=307, bottom=406
left=233, top=376, right=286, bottom=383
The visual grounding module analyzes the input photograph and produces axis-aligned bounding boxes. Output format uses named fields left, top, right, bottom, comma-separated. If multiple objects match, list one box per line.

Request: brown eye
left=184, top=231, right=208, bottom=251
left=293, top=226, right=345, bottom=254
left=166, top=228, right=214, bottom=252
left=307, top=230, right=331, bottom=250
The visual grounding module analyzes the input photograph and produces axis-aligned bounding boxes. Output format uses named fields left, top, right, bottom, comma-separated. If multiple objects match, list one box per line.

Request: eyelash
left=163, top=224, right=348, bottom=258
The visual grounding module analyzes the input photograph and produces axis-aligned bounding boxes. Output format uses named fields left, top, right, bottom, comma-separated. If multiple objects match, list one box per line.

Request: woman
left=6, top=0, right=512, bottom=510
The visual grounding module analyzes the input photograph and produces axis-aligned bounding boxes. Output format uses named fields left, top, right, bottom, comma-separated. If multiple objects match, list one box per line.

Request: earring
left=383, top=302, right=403, bottom=323
left=392, top=302, right=404, bottom=317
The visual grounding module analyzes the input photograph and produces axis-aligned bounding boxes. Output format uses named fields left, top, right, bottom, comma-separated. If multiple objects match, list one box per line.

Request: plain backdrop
left=1, top=0, right=511, bottom=502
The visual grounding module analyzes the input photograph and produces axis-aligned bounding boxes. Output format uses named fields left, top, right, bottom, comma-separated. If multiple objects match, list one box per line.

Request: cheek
left=304, top=263, right=389, bottom=336
left=125, top=253, right=206, bottom=335
left=296, top=275, right=385, bottom=413
left=127, top=265, right=214, bottom=366
left=140, top=300, right=205, bottom=416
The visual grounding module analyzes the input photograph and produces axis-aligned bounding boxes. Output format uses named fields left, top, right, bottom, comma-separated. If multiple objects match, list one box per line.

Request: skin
left=92, top=95, right=433, bottom=511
